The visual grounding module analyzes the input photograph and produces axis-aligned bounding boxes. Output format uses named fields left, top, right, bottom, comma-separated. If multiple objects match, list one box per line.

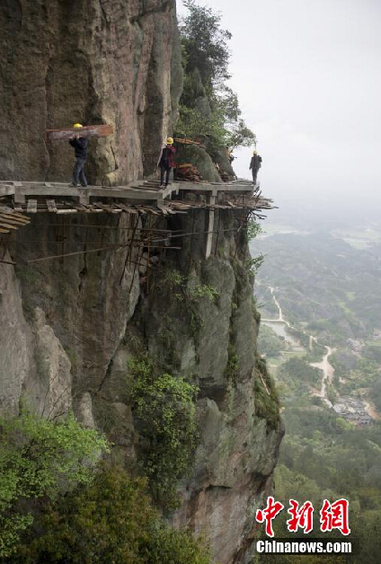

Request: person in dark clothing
left=158, top=137, right=176, bottom=187
left=249, top=150, right=262, bottom=185
left=69, top=123, right=88, bottom=187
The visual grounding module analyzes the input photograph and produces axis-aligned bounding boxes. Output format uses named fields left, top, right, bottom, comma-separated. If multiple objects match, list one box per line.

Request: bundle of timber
left=175, top=163, right=201, bottom=182
left=174, top=137, right=205, bottom=149
left=0, top=206, right=30, bottom=234
left=46, top=124, right=113, bottom=142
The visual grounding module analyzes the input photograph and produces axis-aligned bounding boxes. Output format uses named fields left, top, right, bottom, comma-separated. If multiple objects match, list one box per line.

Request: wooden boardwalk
left=0, top=179, right=256, bottom=205
left=0, top=179, right=273, bottom=257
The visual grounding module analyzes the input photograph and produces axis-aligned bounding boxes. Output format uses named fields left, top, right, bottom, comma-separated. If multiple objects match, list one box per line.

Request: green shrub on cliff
left=0, top=411, right=108, bottom=558
left=129, top=357, right=199, bottom=510
left=178, top=0, right=255, bottom=150
left=11, top=466, right=210, bottom=564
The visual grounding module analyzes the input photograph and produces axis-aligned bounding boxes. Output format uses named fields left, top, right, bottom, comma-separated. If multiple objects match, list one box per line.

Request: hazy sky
left=177, top=0, right=381, bottom=217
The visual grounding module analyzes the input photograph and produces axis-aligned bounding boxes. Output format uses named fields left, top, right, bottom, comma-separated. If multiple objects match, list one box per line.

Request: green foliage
left=245, top=253, right=265, bottom=277
left=279, top=357, right=322, bottom=389
left=255, top=357, right=281, bottom=431
left=176, top=105, right=227, bottom=145
left=145, top=527, right=210, bottom=564
left=224, top=343, right=239, bottom=382
left=0, top=411, right=108, bottom=558
left=246, top=219, right=263, bottom=242
left=373, top=376, right=381, bottom=412
left=162, top=270, right=219, bottom=340
left=257, top=324, right=285, bottom=358
left=190, top=284, right=219, bottom=304
left=12, top=466, right=210, bottom=564
left=129, top=358, right=199, bottom=510
left=179, top=0, right=255, bottom=151
left=226, top=119, right=257, bottom=149
left=164, top=269, right=187, bottom=288
left=181, top=0, right=232, bottom=90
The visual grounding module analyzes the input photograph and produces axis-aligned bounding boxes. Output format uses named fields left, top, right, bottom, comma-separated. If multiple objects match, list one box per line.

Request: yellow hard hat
left=166, top=137, right=174, bottom=145
left=73, top=123, right=83, bottom=129
left=253, top=150, right=257, bottom=155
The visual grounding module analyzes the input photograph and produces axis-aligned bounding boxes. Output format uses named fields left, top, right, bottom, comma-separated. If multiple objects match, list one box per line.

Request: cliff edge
left=0, top=1, right=282, bottom=562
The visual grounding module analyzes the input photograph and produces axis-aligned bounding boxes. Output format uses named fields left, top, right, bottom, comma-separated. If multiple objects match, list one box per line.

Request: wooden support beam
left=46, top=124, right=113, bottom=142
left=205, top=194, right=216, bottom=259
left=26, top=199, right=37, bottom=213
left=46, top=199, right=57, bottom=213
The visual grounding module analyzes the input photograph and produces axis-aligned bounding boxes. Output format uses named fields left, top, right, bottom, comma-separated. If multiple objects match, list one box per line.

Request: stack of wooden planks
left=0, top=207, right=30, bottom=234
left=174, top=137, right=205, bottom=149
left=175, top=163, right=201, bottom=182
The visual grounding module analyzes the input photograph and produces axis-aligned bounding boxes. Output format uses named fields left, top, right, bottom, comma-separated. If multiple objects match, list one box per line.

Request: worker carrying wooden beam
left=68, top=123, right=88, bottom=187
left=46, top=123, right=113, bottom=188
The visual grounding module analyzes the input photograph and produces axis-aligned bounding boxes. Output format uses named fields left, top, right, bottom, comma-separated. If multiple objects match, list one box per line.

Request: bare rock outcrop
left=0, top=0, right=182, bottom=185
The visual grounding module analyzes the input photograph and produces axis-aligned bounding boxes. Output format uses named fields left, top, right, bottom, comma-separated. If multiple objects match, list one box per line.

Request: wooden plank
left=157, top=204, right=169, bottom=216
left=11, top=211, right=28, bottom=220
left=46, top=124, right=113, bottom=142
left=158, top=204, right=176, bottom=215
left=0, top=215, right=30, bottom=225
left=88, top=187, right=160, bottom=201
left=47, top=199, right=58, bottom=213
left=141, top=206, right=160, bottom=216
left=0, top=221, right=19, bottom=230
left=0, top=210, right=29, bottom=220
left=56, top=209, right=78, bottom=215
left=0, top=227, right=10, bottom=233
left=92, top=203, right=113, bottom=212
left=114, top=204, right=138, bottom=214
left=110, top=206, right=123, bottom=214
left=86, top=205, right=103, bottom=213
left=26, top=199, right=37, bottom=213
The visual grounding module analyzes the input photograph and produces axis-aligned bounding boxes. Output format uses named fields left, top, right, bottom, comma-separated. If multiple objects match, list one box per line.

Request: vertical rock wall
left=0, top=0, right=182, bottom=185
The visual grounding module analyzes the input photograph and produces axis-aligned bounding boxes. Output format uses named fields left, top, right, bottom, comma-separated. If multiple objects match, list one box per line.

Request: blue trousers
left=73, top=158, right=87, bottom=186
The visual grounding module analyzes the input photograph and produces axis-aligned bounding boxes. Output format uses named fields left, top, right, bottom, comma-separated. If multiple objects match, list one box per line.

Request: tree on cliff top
left=178, top=0, right=255, bottom=150
left=181, top=0, right=232, bottom=91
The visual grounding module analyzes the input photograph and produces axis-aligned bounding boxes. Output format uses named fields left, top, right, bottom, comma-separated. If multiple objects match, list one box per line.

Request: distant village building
left=333, top=396, right=374, bottom=426
left=346, top=339, right=363, bottom=353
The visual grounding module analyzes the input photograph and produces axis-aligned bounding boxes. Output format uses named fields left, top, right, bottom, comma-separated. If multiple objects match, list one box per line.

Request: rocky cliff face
left=0, top=0, right=182, bottom=185
left=0, top=1, right=282, bottom=562
left=0, top=209, right=282, bottom=562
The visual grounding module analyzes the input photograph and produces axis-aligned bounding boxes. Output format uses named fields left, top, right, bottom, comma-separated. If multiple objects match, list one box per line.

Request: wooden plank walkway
left=0, top=179, right=256, bottom=205
left=0, top=179, right=272, bottom=259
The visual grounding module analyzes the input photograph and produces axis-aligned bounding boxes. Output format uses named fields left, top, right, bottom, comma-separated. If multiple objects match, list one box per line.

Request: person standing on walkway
left=69, top=123, right=88, bottom=187
left=249, top=150, right=262, bottom=185
left=158, top=137, right=176, bottom=187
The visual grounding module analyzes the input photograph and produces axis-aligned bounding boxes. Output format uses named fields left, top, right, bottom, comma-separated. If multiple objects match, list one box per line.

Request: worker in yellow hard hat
left=69, top=123, right=88, bottom=187
left=157, top=137, right=176, bottom=187
left=249, top=149, right=262, bottom=185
